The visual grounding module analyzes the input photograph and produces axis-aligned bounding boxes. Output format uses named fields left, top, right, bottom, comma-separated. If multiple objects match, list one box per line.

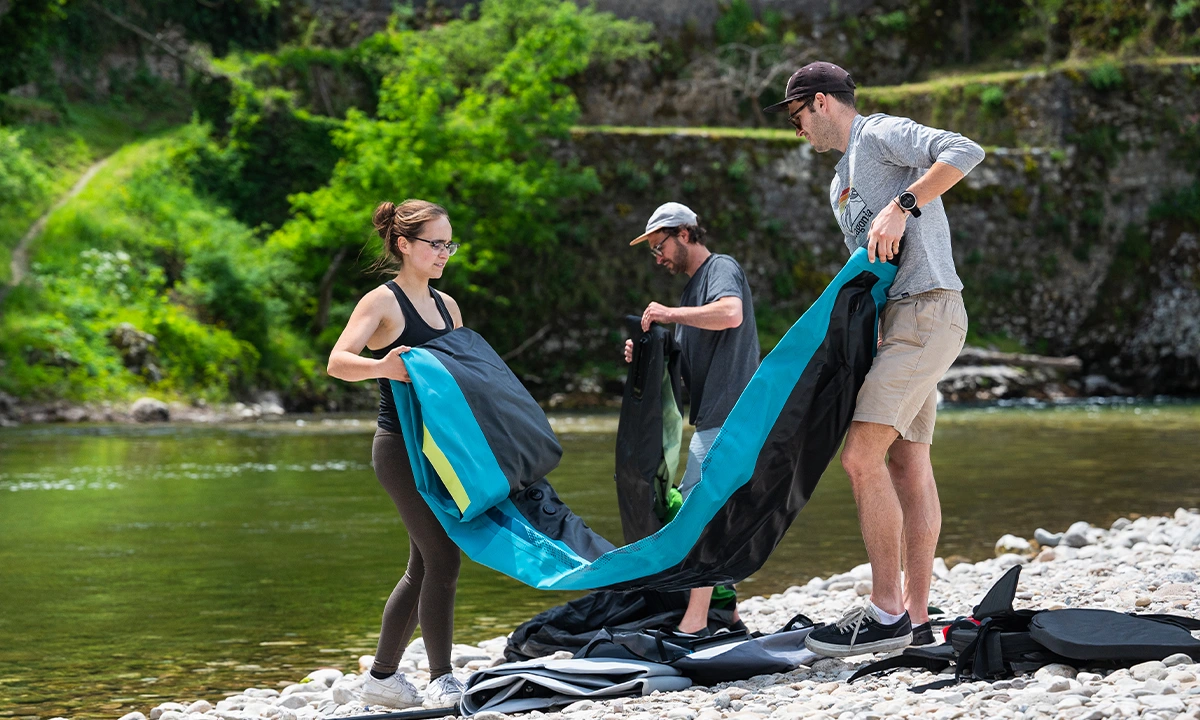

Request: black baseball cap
left=762, top=61, right=856, bottom=113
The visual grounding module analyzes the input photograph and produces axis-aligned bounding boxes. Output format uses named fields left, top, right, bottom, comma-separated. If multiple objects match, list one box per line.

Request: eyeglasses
left=650, top=231, right=676, bottom=258
left=788, top=99, right=813, bottom=131
left=410, top=237, right=459, bottom=256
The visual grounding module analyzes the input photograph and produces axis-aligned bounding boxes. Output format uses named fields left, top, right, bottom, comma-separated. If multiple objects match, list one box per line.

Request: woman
left=326, top=199, right=465, bottom=709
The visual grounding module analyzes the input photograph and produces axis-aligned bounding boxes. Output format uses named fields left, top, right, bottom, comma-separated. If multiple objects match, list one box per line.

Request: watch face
left=899, top=192, right=917, bottom=210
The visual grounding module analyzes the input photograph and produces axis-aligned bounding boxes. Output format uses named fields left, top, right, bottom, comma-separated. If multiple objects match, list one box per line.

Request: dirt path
left=1, top=158, right=109, bottom=304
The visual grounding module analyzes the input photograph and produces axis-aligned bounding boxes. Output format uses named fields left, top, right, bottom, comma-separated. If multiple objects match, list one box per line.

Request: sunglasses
left=649, top=229, right=678, bottom=258
left=410, top=236, right=459, bottom=256
left=788, top=99, right=814, bottom=130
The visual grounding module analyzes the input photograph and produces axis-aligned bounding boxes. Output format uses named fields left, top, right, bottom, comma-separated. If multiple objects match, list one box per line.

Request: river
left=2, top=402, right=1199, bottom=719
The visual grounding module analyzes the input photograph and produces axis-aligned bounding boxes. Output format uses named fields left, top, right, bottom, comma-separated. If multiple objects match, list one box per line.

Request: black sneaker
left=911, top=621, right=936, bottom=646
left=804, top=603, right=913, bottom=657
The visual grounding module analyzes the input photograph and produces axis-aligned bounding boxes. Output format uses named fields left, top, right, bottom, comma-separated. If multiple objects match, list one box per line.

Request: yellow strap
left=423, top=425, right=471, bottom=515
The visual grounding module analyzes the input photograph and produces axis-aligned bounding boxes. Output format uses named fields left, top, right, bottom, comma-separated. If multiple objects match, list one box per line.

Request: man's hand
left=867, top=199, right=907, bottom=263
left=377, top=346, right=412, bottom=382
left=624, top=339, right=633, bottom=364
left=641, top=302, right=675, bottom=331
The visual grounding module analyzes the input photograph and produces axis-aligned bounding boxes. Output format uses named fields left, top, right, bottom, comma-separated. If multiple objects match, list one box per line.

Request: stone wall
left=526, top=61, right=1200, bottom=395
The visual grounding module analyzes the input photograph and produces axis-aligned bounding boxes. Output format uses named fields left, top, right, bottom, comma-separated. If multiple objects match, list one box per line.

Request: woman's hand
left=378, top=346, right=412, bottom=383
left=624, top=339, right=633, bottom=363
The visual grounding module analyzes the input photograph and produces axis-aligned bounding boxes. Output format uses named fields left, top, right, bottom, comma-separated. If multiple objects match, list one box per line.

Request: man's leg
left=840, top=420, right=903, bottom=615
left=677, top=587, right=714, bottom=634
left=887, top=437, right=939, bottom=625
left=675, top=427, right=734, bottom=634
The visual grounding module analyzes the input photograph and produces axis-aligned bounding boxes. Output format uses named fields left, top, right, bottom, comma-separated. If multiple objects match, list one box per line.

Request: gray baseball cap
left=629, top=202, right=699, bottom=246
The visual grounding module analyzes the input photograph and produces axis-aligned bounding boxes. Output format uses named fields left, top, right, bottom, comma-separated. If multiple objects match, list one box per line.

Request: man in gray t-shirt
left=765, top=62, right=984, bottom=658
left=625, top=201, right=760, bottom=636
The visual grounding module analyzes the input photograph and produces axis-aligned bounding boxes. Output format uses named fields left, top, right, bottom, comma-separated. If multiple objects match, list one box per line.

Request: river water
left=2, top=403, right=1199, bottom=719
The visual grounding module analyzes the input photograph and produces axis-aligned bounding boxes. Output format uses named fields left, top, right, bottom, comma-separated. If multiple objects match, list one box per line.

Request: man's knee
left=841, top=423, right=895, bottom=483
left=840, top=446, right=875, bottom=483
left=888, top=441, right=933, bottom=488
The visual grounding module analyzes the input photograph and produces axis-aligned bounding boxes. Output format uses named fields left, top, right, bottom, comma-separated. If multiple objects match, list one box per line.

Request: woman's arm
left=327, top=289, right=411, bottom=382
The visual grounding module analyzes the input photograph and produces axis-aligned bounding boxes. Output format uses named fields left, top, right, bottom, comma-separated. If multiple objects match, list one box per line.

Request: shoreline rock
left=118, top=509, right=1200, bottom=720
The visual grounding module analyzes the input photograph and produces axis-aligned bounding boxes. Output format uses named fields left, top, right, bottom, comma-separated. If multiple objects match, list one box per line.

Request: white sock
left=870, top=601, right=906, bottom=625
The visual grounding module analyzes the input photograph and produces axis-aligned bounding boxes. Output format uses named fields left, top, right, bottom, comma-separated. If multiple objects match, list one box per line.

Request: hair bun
left=372, top=201, right=397, bottom=240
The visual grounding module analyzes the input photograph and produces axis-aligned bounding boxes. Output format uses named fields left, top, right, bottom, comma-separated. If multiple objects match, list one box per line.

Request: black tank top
left=371, top=281, right=455, bottom=433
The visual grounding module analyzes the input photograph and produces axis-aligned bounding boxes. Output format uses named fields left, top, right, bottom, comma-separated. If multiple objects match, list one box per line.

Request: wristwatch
left=896, top=191, right=922, bottom=218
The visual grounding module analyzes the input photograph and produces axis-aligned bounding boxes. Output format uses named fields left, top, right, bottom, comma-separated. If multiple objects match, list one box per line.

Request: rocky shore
left=105, top=509, right=1200, bottom=720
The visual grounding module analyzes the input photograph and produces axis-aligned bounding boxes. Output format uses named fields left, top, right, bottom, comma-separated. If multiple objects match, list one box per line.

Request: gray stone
left=996, top=534, right=1034, bottom=555
left=1130, top=660, right=1168, bottom=681
left=563, top=700, right=595, bottom=713
left=1035, top=664, right=1077, bottom=680
left=1178, top=527, right=1200, bottom=549
left=108, top=323, right=162, bottom=381
left=185, top=701, right=212, bottom=715
left=1046, top=678, right=1072, bottom=692
left=255, top=391, right=286, bottom=416
left=1162, top=652, right=1193, bottom=667
left=277, top=696, right=309, bottom=710
left=1034, top=528, right=1063, bottom=547
left=130, top=397, right=169, bottom=422
left=120, top=713, right=148, bottom=720
left=1139, top=695, right=1185, bottom=713
left=330, top=686, right=356, bottom=705
left=1062, top=521, right=1093, bottom=548
left=302, top=669, right=342, bottom=687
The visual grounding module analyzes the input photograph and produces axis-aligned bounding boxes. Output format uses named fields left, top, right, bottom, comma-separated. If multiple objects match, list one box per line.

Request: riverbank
left=115, top=509, right=1200, bottom=720
left=0, top=344, right=1144, bottom=427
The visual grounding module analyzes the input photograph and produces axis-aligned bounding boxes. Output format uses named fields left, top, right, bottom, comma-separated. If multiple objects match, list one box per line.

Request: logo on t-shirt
left=837, top=186, right=873, bottom=244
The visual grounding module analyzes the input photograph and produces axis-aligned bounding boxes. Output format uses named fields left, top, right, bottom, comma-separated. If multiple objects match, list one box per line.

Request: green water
left=2, top=404, right=1200, bottom=719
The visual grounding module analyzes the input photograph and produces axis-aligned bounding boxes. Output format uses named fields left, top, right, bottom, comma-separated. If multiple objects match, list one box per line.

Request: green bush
left=1088, top=61, right=1124, bottom=91
left=180, top=83, right=342, bottom=230
left=0, top=127, right=53, bottom=208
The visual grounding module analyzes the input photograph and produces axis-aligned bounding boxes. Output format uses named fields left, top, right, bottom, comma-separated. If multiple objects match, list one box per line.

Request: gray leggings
left=371, top=429, right=460, bottom=679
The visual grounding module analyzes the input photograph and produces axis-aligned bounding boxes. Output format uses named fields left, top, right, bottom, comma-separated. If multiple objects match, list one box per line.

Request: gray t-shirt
left=830, top=113, right=985, bottom=299
left=676, top=253, right=760, bottom=431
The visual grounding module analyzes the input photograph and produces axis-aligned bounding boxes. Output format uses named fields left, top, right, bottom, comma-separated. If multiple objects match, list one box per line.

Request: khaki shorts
left=853, top=289, right=967, bottom=445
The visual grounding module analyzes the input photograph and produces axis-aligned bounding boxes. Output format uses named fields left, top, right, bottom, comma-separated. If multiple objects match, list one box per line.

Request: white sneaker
left=358, top=672, right=422, bottom=708
left=423, top=673, right=465, bottom=709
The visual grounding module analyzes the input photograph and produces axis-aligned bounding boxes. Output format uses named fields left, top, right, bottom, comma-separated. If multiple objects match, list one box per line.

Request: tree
left=267, top=0, right=653, bottom=342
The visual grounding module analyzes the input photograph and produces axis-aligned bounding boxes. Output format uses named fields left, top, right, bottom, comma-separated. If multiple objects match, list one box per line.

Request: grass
left=573, top=125, right=802, bottom=141
left=860, top=55, right=1200, bottom=104
left=0, top=98, right=188, bottom=285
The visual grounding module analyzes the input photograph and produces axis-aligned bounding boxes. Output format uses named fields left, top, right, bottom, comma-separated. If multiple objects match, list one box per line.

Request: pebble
left=1131, top=661, right=1169, bottom=681
left=121, top=509, right=1200, bottom=720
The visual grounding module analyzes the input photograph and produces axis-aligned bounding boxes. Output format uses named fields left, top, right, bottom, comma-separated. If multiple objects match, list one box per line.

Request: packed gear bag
left=505, top=589, right=736, bottom=663
left=851, top=565, right=1200, bottom=689
left=460, top=658, right=691, bottom=715
left=577, top=613, right=822, bottom=685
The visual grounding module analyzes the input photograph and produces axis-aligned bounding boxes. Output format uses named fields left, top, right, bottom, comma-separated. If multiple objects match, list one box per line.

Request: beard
left=665, top=244, right=688, bottom=275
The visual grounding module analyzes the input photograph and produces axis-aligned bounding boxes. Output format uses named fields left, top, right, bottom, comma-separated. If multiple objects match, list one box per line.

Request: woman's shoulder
left=433, top=289, right=464, bottom=328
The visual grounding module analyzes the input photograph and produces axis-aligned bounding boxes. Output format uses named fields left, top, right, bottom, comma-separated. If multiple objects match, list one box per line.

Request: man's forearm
left=907, top=162, right=966, bottom=207
left=670, top=298, right=743, bottom=331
